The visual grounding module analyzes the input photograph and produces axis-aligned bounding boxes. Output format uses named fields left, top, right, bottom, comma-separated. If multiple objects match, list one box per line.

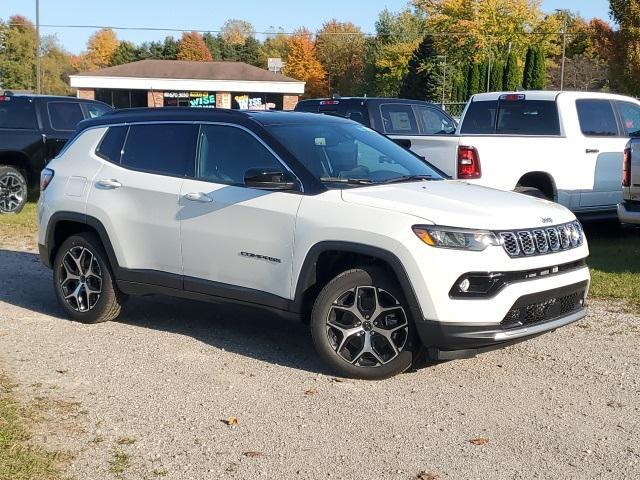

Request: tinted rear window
left=96, top=126, right=127, bottom=163
left=48, top=102, right=85, bottom=131
left=461, top=100, right=560, bottom=135
left=0, top=97, right=37, bottom=129
left=576, top=99, right=619, bottom=137
left=121, top=124, right=197, bottom=177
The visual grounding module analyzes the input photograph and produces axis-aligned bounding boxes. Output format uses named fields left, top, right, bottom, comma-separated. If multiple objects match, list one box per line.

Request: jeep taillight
left=457, top=146, right=481, bottom=179
left=623, top=147, right=631, bottom=187
left=40, top=168, right=54, bottom=191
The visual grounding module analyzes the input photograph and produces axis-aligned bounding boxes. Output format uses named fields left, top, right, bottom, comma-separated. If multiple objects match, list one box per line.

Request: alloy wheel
left=325, top=286, right=408, bottom=367
left=0, top=174, right=26, bottom=213
left=58, top=246, right=103, bottom=312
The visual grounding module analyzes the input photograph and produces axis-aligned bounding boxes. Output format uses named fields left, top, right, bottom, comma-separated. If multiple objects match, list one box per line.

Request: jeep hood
left=340, top=180, right=575, bottom=230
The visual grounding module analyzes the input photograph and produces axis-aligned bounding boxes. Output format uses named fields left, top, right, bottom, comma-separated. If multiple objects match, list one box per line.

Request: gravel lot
left=0, top=247, right=639, bottom=479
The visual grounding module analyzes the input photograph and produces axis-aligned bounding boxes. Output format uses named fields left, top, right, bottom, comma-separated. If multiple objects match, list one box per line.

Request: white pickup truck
left=398, top=91, right=640, bottom=219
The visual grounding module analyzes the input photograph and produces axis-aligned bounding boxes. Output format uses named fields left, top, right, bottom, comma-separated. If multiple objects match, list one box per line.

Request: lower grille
left=501, top=283, right=587, bottom=329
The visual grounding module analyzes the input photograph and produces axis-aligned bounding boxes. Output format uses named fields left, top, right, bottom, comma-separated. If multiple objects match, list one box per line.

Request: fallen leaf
left=416, top=472, right=439, bottom=480
left=243, top=451, right=263, bottom=458
left=330, top=377, right=344, bottom=383
left=222, top=416, right=238, bottom=426
left=56, top=368, right=68, bottom=374
left=304, top=388, right=318, bottom=396
left=469, top=437, right=490, bottom=446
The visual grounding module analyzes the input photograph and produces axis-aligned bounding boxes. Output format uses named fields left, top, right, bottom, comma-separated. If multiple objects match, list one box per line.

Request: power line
left=6, top=21, right=606, bottom=39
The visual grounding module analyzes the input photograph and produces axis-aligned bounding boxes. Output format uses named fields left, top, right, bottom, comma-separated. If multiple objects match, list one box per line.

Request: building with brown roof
left=69, top=59, right=305, bottom=111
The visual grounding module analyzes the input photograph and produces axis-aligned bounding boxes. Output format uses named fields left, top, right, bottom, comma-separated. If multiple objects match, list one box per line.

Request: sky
left=1, top=0, right=612, bottom=54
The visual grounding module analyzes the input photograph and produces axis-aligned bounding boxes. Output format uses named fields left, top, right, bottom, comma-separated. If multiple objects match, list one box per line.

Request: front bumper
left=416, top=280, right=588, bottom=360
left=618, top=201, right=640, bottom=225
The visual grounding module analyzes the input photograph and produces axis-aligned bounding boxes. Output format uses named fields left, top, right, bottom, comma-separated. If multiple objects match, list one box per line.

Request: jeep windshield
left=266, top=122, right=443, bottom=187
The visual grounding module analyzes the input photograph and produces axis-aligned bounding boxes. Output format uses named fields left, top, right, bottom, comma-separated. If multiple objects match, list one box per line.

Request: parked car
left=298, top=91, right=640, bottom=219
left=618, top=138, right=640, bottom=224
left=295, top=96, right=458, bottom=153
left=0, top=93, right=112, bottom=213
left=38, top=108, right=590, bottom=379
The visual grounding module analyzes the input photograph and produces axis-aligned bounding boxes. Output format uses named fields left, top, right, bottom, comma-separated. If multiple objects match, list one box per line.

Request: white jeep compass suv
left=37, top=108, right=590, bottom=379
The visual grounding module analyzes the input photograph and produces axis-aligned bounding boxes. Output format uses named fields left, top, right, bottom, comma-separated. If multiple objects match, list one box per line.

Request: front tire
left=53, top=233, right=125, bottom=323
left=0, top=166, right=28, bottom=214
left=310, top=267, right=417, bottom=380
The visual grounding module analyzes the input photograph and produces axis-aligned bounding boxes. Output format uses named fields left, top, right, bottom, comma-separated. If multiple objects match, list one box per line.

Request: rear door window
left=616, top=101, right=640, bottom=137
left=576, top=99, right=619, bottom=137
left=48, top=102, right=85, bottom=131
left=415, top=106, right=456, bottom=134
left=121, top=124, right=197, bottom=177
left=96, top=126, right=127, bottom=163
left=0, top=97, right=37, bottom=129
left=380, top=104, right=419, bottom=135
left=459, top=101, right=497, bottom=134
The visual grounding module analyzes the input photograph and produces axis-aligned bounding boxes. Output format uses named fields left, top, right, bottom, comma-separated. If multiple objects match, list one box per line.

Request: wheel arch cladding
left=292, top=241, right=424, bottom=321
left=45, top=212, right=119, bottom=272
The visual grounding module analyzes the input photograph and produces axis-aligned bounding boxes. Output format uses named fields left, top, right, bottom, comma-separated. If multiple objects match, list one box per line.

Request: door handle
left=184, top=192, right=213, bottom=203
left=96, top=179, right=122, bottom=189
left=585, top=149, right=600, bottom=154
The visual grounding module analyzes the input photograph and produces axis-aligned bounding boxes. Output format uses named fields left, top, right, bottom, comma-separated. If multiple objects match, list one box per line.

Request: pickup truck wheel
left=311, top=267, right=416, bottom=380
left=514, top=186, right=549, bottom=200
left=53, top=233, right=125, bottom=324
left=0, top=166, right=28, bottom=214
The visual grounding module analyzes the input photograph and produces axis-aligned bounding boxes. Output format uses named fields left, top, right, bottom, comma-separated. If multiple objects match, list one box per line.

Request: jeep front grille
left=498, top=221, right=583, bottom=258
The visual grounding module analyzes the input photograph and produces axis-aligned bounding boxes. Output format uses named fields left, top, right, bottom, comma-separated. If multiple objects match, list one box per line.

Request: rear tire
left=514, top=186, right=549, bottom=200
left=0, top=165, right=28, bottom=214
left=53, top=233, right=125, bottom=324
left=310, top=267, right=417, bottom=380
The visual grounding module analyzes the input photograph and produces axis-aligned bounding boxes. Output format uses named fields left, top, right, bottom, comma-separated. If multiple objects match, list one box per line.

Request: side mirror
left=244, top=167, right=298, bottom=191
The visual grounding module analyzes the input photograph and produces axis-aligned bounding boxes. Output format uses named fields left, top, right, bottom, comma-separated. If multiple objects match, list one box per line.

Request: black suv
left=295, top=97, right=457, bottom=135
left=0, top=93, right=112, bottom=213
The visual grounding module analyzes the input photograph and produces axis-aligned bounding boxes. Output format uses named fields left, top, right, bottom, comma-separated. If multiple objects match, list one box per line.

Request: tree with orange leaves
left=85, top=28, right=119, bottom=69
left=282, top=28, right=328, bottom=98
left=177, top=31, right=213, bottom=62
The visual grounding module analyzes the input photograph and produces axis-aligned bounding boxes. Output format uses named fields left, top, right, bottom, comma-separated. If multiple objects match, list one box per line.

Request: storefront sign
left=234, top=95, right=275, bottom=111
left=163, top=91, right=216, bottom=108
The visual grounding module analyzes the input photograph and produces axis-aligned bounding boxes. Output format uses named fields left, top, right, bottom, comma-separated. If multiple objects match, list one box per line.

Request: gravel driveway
left=0, top=247, right=638, bottom=479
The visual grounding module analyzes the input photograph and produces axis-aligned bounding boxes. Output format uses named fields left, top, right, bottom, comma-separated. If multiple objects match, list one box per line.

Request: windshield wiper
left=380, top=175, right=437, bottom=184
left=319, top=176, right=374, bottom=185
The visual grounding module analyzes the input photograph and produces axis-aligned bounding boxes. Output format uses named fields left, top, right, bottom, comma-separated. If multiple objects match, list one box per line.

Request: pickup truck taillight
left=457, top=146, right=481, bottom=179
left=40, top=168, right=54, bottom=191
left=623, top=147, right=631, bottom=187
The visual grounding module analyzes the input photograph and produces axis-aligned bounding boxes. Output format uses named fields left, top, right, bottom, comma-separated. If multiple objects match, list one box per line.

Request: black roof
left=77, top=107, right=353, bottom=131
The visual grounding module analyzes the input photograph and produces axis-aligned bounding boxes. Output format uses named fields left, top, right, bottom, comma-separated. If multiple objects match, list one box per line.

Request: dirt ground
left=0, top=246, right=638, bottom=479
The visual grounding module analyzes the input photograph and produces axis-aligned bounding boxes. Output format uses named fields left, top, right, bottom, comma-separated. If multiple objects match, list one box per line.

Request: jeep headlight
left=412, top=226, right=499, bottom=251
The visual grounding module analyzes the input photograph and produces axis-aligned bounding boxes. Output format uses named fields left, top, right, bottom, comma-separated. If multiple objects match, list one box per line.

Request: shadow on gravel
left=0, top=249, right=328, bottom=375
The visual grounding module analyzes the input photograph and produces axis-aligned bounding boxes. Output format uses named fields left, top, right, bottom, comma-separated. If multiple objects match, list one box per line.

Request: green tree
left=523, top=46, right=546, bottom=89
left=315, top=20, right=366, bottom=95
left=0, top=15, right=36, bottom=90
left=203, top=33, right=222, bottom=60
left=607, top=1, right=639, bottom=94
left=163, top=36, right=178, bottom=59
left=364, top=7, right=426, bottom=96
left=110, top=40, right=136, bottom=65
left=399, top=35, right=440, bottom=101
left=489, top=61, right=504, bottom=91
left=466, top=63, right=480, bottom=98
left=522, top=46, right=534, bottom=89
left=503, top=50, right=520, bottom=90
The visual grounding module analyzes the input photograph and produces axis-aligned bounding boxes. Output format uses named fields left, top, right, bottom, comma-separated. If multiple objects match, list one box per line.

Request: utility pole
left=35, top=0, right=41, bottom=94
left=486, top=38, right=492, bottom=92
left=559, top=9, right=568, bottom=91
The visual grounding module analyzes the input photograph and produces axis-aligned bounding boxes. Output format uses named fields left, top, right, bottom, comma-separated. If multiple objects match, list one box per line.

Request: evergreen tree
left=110, top=41, right=136, bottom=65
left=503, top=51, right=520, bottom=90
left=398, top=35, right=440, bottom=101
left=202, top=33, right=222, bottom=60
left=162, top=36, right=178, bottom=59
left=479, top=60, right=488, bottom=93
left=490, top=60, right=504, bottom=91
left=530, top=47, right=546, bottom=89
left=466, top=63, right=480, bottom=98
left=522, top=47, right=534, bottom=89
